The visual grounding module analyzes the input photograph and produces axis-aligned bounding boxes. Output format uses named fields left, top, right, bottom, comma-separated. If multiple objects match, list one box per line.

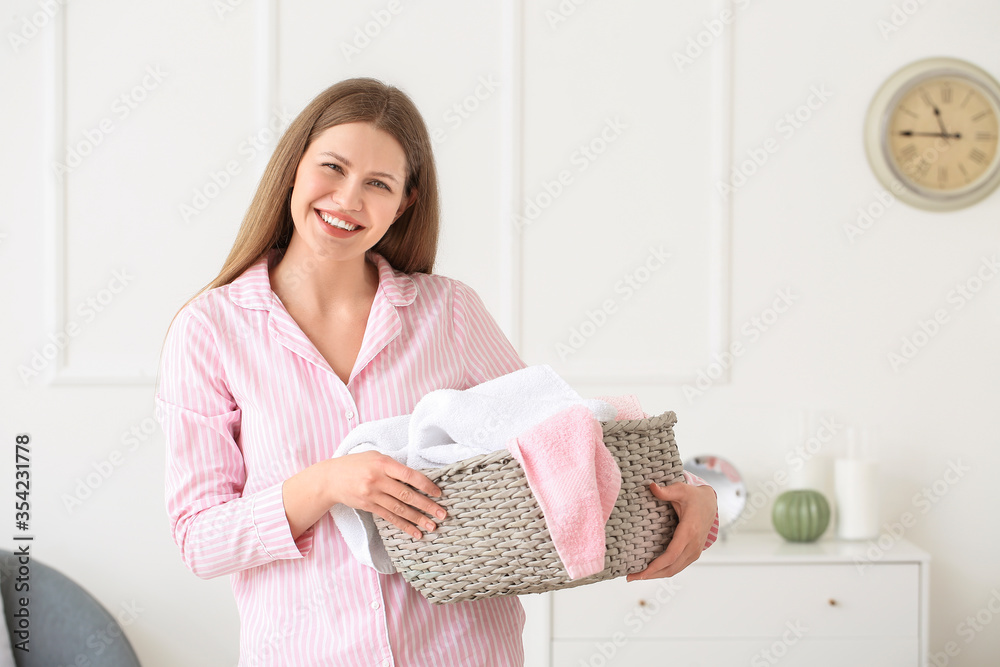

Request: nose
left=332, top=176, right=364, bottom=212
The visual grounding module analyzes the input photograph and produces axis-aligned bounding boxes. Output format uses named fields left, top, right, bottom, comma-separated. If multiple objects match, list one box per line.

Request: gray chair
left=0, top=550, right=141, bottom=666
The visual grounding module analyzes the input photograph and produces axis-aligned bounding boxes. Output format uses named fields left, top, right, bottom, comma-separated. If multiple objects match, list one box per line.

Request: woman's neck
left=267, top=240, right=379, bottom=318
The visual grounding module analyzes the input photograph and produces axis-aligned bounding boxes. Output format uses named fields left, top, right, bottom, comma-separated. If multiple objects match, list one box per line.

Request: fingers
left=338, top=454, right=449, bottom=541
left=389, top=483, right=442, bottom=527
left=372, top=490, right=438, bottom=541
left=626, top=481, right=710, bottom=582
left=370, top=507, right=425, bottom=541
left=649, top=479, right=689, bottom=501
left=627, top=529, right=699, bottom=581
left=393, top=462, right=444, bottom=500
left=387, top=461, right=447, bottom=521
left=372, top=460, right=447, bottom=541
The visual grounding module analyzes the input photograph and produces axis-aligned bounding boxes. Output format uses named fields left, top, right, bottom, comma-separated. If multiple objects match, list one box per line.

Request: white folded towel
left=330, top=364, right=616, bottom=572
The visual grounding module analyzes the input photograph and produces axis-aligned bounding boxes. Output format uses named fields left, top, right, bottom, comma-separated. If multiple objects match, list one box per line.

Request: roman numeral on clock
left=958, top=163, right=970, bottom=183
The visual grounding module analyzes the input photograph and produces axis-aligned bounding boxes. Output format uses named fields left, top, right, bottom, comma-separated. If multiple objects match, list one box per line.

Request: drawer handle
left=828, top=598, right=837, bottom=606
left=638, top=599, right=647, bottom=607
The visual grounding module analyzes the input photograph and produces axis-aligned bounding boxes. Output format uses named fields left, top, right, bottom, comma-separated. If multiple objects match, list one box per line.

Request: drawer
left=551, top=563, right=919, bottom=639
left=551, top=638, right=918, bottom=667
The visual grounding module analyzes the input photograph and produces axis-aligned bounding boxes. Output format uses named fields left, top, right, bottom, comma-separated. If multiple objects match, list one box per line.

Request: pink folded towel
left=594, top=394, right=649, bottom=420
left=506, top=405, right=622, bottom=580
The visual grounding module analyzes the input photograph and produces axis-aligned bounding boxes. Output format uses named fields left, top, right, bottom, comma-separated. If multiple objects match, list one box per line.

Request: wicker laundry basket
left=374, top=411, right=683, bottom=605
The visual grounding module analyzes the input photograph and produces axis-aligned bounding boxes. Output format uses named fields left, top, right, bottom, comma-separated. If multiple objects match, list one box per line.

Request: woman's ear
left=394, top=189, right=418, bottom=222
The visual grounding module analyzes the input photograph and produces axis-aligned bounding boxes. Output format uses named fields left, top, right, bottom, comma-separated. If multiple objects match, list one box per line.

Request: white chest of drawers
left=532, top=531, right=930, bottom=667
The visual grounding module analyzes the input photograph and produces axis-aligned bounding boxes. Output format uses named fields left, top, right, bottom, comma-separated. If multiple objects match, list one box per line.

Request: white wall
left=1, top=1, right=998, bottom=665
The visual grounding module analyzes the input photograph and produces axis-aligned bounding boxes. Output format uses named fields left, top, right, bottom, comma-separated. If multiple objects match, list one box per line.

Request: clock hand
left=919, top=89, right=951, bottom=140
left=898, top=130, right=962, bottom=139
left=933, top=107, right=950, bottom=136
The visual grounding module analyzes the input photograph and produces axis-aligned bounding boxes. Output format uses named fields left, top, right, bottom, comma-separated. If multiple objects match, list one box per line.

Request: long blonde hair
left=156, top=79, right=439, bottom=391
left=208, top=77, right=438, bottom=294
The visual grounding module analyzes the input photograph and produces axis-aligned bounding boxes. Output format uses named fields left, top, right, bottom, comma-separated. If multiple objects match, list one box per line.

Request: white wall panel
left=520, top=1, right=730, bottom=383
left=56, top=0, right=261, bottom=382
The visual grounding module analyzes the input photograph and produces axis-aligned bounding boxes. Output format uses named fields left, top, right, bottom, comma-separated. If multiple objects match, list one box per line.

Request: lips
left=316, top=208, right=364, bottom=232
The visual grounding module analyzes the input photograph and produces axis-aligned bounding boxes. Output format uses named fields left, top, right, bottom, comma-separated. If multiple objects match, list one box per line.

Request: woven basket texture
left=374, top=411, right=683, bottom=604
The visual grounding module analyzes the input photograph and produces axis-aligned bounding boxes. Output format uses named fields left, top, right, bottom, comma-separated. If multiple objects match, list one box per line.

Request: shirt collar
left=227, top=248, right=418, bottom=311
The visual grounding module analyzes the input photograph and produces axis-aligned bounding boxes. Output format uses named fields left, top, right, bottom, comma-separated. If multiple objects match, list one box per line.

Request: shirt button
left=346, top=410, right=355, bottom=420
left=370, top=600, right=380, bottom=610
left=382, top=660, right=390, bottom=667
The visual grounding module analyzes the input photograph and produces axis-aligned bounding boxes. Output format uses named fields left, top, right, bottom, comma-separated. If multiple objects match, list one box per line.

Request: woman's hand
left=625, top=481, right=718, bottom=582
left=327, top=451, right=447, bottom=541
left=283, top=451, right=447, bottom=541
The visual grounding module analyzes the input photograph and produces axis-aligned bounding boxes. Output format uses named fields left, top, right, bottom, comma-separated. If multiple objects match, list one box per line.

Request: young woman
left=156, top=78, right=718, bottom=666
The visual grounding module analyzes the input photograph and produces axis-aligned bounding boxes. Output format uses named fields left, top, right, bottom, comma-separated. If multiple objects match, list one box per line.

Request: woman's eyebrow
left=319, top=151, right=401, bottom=184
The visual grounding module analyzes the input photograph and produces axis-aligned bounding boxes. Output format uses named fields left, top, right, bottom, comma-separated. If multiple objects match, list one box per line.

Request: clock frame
left=864, top=57, right=1000, bottom=211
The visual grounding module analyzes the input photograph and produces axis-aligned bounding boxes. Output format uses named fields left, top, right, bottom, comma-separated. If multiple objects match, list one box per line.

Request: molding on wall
left=707, top=0, right=735, bottom=387
left=45, top=0, right=279, bottom=386
left=502, top=0, right=525, bottom=350
left=42, top=6, right=66, bottom=387
left=254, top=0, right=279, bottom=173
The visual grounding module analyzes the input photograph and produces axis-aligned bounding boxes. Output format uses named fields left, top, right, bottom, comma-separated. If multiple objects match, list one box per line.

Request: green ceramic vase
left=772, top=489, right=830, bottom=542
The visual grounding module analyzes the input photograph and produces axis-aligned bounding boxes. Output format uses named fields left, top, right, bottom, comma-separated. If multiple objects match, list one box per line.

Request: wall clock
left=864, top=57, right=1000, bottom=211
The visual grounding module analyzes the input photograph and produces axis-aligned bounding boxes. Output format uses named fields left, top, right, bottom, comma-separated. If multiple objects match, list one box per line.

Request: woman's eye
left=322, top=163, right=343, bottom=173
left=369, top=180, right=391, bottom=191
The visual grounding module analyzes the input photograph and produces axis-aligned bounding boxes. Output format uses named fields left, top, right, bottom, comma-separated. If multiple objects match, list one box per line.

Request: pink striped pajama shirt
left=156, top=248, right=715, bottom=666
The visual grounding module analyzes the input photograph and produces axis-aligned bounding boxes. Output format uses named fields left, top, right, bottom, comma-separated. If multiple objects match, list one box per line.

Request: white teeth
left=319, top=211, right=359, bottom=231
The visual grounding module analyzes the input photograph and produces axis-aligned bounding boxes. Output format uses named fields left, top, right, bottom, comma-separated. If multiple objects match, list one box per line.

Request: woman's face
left=288, top=121, right=413, bottom=262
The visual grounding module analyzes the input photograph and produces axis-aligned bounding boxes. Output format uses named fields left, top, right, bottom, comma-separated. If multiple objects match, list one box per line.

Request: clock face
left=865, top=58, right=1000, bottom=210
left=886, top=76, right=1000, bottom=193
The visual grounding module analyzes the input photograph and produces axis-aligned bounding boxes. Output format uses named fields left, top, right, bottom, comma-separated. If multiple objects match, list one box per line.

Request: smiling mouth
left=317, top=209, right=363, bottom=231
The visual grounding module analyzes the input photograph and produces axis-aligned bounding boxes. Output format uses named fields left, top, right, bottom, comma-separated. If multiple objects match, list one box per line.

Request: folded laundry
left=331, top=365, right=616, bottom=573
left=507, top=404, right=622, bottom=580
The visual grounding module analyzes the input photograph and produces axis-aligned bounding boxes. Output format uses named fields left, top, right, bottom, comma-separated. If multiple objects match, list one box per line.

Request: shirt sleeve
left=156, top=305, right=313, bottom=579
left=682, top=470, right=720, bottom=550
left=452, top=280, right=527, bottom=386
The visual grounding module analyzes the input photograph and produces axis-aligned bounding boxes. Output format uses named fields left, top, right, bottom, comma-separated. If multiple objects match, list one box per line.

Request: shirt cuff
left=251, top=482, right=315, bottom=560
